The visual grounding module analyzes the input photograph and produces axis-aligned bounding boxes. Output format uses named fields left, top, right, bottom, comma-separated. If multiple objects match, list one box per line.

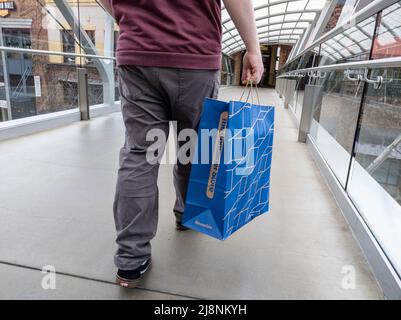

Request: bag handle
left=239, top=80, right=261, bottom=106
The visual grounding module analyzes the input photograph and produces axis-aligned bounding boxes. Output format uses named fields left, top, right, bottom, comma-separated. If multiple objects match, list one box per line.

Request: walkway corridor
left=0, top=87, right=383, bottom=299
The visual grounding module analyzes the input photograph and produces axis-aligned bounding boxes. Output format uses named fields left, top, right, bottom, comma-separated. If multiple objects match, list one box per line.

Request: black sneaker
left=176, top=221, right=190, bottom=231
left=116, top=258, right=151, bottom=288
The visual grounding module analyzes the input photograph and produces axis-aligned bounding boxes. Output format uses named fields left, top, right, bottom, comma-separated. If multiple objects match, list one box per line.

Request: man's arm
left=98, top=0, right=114, bottom=18
left=223, top=0, right=264, bottom=84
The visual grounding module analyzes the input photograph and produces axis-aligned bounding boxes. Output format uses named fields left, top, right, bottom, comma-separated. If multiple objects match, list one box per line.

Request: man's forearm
left=223, top=0, right=260, bottom=53
left=98, top=0, right=113, bottom=17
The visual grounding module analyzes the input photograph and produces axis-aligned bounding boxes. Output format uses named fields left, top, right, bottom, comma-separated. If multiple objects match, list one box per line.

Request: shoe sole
left=116, top=261, right=151, bottom=289
left=176, top=223, right=190, bottom=231
left=116, top=275, right=140, bottom=288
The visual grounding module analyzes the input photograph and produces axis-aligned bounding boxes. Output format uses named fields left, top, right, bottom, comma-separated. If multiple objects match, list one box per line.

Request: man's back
left=111, top=0, right=222, bottom=69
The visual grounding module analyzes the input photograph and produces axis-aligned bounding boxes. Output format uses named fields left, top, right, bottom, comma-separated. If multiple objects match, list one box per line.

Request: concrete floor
left=0, top=88, right=383, bottom=299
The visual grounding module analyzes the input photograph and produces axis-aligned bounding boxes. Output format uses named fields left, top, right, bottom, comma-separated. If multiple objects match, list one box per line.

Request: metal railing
left=278, top=56, right=401, bottom=77
left=0, top=45, right=115, bottom=61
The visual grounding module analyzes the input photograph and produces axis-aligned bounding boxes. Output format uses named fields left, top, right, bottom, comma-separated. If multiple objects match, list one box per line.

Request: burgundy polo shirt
left=110, top=0, right=222, bottom=70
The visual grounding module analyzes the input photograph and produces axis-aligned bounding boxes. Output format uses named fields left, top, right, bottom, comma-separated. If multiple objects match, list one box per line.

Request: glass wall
left=279, top=0, right=401, bottom=277
left=309, top=17, right=376, bottom=186
left=347, top=2, right=401, bottom=274
left=310, top=68, right=365, bottom=186
left=319, top=16, right=376, bottom=65
left=349, top=67, right=401, bottom=204
left=372, top=2, right=401, bottom=60
left=0, top=0, right=119, bottom=123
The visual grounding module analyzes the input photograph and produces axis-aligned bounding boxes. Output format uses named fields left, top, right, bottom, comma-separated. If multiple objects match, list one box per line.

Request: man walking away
left=99, top=0, right=264, bottom=288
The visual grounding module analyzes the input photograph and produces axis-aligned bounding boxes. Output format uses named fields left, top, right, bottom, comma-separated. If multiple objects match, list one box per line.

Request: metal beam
left=277, top=55, right=401, bottom=77
left=53, top=0, right=115, bottom=105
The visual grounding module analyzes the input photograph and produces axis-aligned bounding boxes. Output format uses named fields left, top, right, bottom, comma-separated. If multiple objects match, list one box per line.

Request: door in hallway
left=260, top=46, right=273, bottom=88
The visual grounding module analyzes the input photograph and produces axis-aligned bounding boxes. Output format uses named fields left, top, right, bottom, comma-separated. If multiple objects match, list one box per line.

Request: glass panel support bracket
left=363, top=68, right=384, bottom=89
left=345, top=68, right=393, bottom=90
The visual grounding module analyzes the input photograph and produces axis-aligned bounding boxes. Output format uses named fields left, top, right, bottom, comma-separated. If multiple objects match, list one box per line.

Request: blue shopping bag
left=182, top=89, right=275, bottom=240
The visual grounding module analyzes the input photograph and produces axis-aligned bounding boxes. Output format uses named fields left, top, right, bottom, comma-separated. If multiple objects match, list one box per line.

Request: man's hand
left=242, top=51, right=264, bottom=85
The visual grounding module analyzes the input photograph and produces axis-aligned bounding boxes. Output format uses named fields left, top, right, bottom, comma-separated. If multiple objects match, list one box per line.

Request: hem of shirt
left=116, top=50, right=221, bottom=70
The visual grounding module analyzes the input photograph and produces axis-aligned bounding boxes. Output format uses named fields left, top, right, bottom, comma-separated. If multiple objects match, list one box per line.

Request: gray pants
left=114, top=66, right=220, bottom=270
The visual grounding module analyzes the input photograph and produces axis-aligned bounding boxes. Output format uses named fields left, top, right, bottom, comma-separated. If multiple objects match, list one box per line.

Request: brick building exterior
left=0, top=0, right=112, bottom=120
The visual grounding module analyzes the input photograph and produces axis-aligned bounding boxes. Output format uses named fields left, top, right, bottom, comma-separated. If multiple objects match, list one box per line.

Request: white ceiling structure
left=222, top=0, right=329, bottom=55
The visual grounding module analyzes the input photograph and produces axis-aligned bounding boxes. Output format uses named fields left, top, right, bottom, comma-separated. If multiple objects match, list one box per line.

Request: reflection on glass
left=310, top=69, right=365, bottom=186
left=353, top=68, right=401, bottom=203
left=372, top=2, right=401, bottom=59
left=319, top=16, right=376, bottom=65
left=292, top=47, right=320, bottom=121
left=348, top=67, right=401, bottom=277
left=61, top=30, right=76, bottom=64
left=322, top=0, right=347, bottom=35
left=0, top=1, right=118, bottom=122
left=285, top=57, right=301, bottom=109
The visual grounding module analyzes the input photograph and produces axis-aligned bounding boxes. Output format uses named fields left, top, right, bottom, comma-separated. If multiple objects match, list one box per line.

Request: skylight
left=222, top=0, right=329, bottom=55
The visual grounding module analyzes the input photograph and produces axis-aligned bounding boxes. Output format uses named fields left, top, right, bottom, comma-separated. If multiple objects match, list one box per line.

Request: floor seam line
left=0, top=260, right=202, bottom=300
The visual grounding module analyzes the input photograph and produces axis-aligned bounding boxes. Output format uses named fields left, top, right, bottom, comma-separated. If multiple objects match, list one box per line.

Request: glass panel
left=0, top=1, right=118, bottom=122
left=292, top=46, right=320, bottom=122
left=348, top=67, right=401, bottom=276
left=322, top=0, right=347, bottom=35
left=319, top=16, right=376, bottom=65
left=0, top=52, right=79, bottom=120
left=0, top=49, right=117, bottom=123
left=310, top=68, right=365, bottom=186
left=284, top=57, right=301, bottom=109
left=372, top=2, right=401, bottom=59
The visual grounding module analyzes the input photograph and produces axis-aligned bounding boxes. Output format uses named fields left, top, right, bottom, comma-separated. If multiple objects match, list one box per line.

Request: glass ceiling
left=222, top=0, right=329, bottom=55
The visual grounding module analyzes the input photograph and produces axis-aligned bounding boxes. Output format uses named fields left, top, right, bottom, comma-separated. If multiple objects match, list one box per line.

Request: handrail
left=0, top=45, right=115, bottom=61
left=280, top=0, right=399, bottom=71
left=276, top=56, right=401, bottom=79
